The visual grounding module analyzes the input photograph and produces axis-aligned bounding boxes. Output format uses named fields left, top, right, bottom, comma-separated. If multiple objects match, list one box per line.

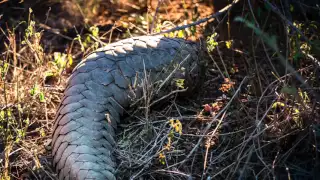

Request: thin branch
left=148, top=88, right=188, bottom=108
left=152, top=0, right=241, bottom=35
left=150, top=0, right=163, bottom=33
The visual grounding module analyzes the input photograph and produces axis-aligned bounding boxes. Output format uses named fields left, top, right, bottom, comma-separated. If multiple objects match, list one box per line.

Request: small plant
left=158, top=152, right=166, bottom=165
left=30, top=83, right=46, bottom=103
left=0, top=62, right=9, bottom=79
left=74, top=25, right=101, bottom=53
left=45, top=52, right=73, bottom=80
left=174, top=78, right=185, bottom=89
left=169, top=119, right=182, bottom=135
left=21, top=8, right=44, bottom=65
left=229, top=64, right=238, bottom=74
left=206, top=32, right=219, bottom=52
left=0, top=6, right=64, bottom=179
left=164, top=29, right=187, bottom=39
left=225, top=40, right=233, bottom=49
left=219, top=78, right=235, bottom=93
left=158, top=119, right=182, bottom=165
left=271, top=87, right=311, bottom=128
left=201, top=102, right=223, bottom=117
left=0, top=106, right=30, bottom=179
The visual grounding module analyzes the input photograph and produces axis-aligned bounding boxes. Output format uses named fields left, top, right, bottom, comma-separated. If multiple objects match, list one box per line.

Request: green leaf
left=53, top=52, right=67, bottom=69
left=177, top=30, right=185, bottom=38
left=39, top=128, right=46, bottom=137
left=225, top=40, right=232, bottom=49
left=290, top=4, right=294, bottom=12
left=293, top=51, right=303, bottom=61
left=257, top=7, right=261, bottom=18
left=175, top=79, right=185, bottom=89
left=1, top=62, right=9, bottom=78
left=90, top=26, right=99, bottom=37
left=39, top=92, right=46, bottom=103
left=0, top=110, right=12, bottom=119
left=190, top=26, right=196, bottom=35
left=281, top=86, right=298, bottom=96
left=45, top=72, right=54, bottom=78
left=24, top=118, right=30, bottom=125
left=310, top=22, right=318, bottom=29
left=272, top=102, right=285, bottom=109
left=206, top=33, right=219, bottom=52
left=67, top=54, right=73, bottom=66
left=0, top=110, right=4, bottom=119
left=264, top=1, right=272, bottom=11
left=75, top=34, right=85, bottom=52
left=30, top=84, right=38, bottom=96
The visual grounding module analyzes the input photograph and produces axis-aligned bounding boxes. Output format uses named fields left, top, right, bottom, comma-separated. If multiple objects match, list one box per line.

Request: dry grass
left=1, top=0, right=320, bottom=180
left=115, top=1, right=320, bottom=179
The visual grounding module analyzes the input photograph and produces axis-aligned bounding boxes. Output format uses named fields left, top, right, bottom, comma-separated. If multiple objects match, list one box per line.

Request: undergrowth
left=0, top=6, right=107, bottom=179
left=116, top=1, right=320, bottom=180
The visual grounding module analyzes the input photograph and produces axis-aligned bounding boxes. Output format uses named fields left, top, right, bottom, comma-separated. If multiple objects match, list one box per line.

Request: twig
left=152, top=0, right=241, bottom=35
left=302, top=50, right=320, bottom=67
left=203, top=111, right=226, bottom=172
left=149, top=0, right=163, bottom=33
left=154, top=169, right=191, bottom=178
left=129, top=22, right=148, bottom=35
left=38, top=23, right=73, bottom=41
left=0, top=0, right=8, bottom=4
left=148, top=88, right=188, bottom=108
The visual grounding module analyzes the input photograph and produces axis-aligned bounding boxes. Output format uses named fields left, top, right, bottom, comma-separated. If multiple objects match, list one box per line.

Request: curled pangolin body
left=52, top=35, right=201, bottom=179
